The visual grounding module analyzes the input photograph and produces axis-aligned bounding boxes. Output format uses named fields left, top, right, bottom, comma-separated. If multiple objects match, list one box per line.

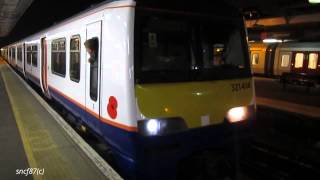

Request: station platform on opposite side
left=0, top=58, right=121, bottom=180
left=256, top=97, right=320, bottom=118
left=254, top=76, right=320, bottom=118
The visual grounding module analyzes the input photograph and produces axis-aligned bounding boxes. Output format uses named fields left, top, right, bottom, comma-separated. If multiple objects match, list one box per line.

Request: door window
left=17, top=47, right=22, bottom=62
left=251, top=53, right=259, bottom=65
left=32, top=45, right=38, bottom=67
left=84, top=37, right=99, bottom=101
left=26, top=46, right=32, bottom=65
left=70, top=35, right=81, bottom=82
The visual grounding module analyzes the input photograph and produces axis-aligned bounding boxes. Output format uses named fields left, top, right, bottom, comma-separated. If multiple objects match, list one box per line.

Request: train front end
left=132, top=1, right=255, bottom=179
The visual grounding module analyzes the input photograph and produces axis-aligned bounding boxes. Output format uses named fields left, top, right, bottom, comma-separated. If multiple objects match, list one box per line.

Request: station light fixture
left=309, top=0, right=320, bottom=4
left=263, top=38, right=282, bottom=43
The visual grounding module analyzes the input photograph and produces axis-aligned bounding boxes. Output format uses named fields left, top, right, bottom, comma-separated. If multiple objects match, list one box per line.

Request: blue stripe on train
left=46, top=87, right=252, bottom=179
left=48, top=87, right=138, bottom=176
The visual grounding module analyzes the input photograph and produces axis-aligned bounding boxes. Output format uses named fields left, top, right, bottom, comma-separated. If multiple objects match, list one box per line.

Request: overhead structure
left=245, top=13, right=320, bottom=41
left=238, top=0, right=320, bottom=41
left=246, top=13, right=320, bottom=28
left=0, top=0, right=34, bottom=37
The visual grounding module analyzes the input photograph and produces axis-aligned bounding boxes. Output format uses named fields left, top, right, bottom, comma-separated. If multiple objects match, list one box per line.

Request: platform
left=256, top=97, right=320, bottom=118
left=0, top=58, right=121, bottom=180
left=254, top=77, right=320, bottom=118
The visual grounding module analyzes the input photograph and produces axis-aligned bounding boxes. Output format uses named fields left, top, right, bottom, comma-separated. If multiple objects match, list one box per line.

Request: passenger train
left=1, top=0, right=255, bottom=179
left=250, top=42, right=320, bottom=87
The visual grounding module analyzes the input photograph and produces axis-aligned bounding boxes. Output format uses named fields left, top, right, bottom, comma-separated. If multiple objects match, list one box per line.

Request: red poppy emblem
left=107, top=96, right=118, bottom=119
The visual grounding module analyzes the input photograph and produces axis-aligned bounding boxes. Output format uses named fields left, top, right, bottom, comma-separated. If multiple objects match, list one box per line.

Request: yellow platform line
left=1, top=60, right=121, bottom=180
left=0, top=67, right=40, bottom=180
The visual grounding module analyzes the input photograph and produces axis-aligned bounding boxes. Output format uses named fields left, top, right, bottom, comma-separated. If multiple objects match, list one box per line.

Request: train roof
left=135, top=0, right=240, bottom=17
left=3, top=0, right=241, bottom=48
left=4, top=0, right=133, bottom=47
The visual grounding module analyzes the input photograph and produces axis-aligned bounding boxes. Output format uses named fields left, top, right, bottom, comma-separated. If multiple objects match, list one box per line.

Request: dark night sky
left=0, top=0, right=105, bottom=46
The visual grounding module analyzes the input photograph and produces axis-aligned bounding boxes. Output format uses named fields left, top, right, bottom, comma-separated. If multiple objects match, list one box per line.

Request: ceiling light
left=309, top=0, right=320, bottom=4
left=263, top=39, right=282, bottom=43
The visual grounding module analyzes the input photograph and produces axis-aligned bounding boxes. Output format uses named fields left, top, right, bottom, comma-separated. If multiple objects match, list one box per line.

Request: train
left=0, top=0, right=255, bottom=179
left=250, top=42, right=320, bottom=87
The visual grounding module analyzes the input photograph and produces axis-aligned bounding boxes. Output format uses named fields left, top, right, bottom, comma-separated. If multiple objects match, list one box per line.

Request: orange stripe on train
left=48, top=85, right=138, bottom=132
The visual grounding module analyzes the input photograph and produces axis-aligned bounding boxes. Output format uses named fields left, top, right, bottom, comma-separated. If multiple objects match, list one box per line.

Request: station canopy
left=0, top=0, right=33, bottom=37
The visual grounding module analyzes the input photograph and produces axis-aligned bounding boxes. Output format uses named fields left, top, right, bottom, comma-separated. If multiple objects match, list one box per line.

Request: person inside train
left=84, top=37, right=98, bottom=64
left=84, top=37, right=99, bottom=100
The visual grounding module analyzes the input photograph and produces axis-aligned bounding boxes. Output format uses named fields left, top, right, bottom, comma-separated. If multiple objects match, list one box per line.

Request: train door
left=264, top=44, right=276, bottom=76
left=85, top=21, right=102, bottom=134
left=41, top=37, right=49, bottom=97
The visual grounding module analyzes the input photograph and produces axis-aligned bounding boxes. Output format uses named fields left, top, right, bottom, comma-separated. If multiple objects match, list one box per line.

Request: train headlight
left=146, top=119, right=160, bottom=135
left=226, top=105, right=255, bottom=123
left=138, top=117, right=188, bottom=136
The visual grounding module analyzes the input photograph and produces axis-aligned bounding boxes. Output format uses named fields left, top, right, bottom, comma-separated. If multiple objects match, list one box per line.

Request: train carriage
left=2, top=0, right=255, bottom=179
left=250, top=41, right=320, bottom=87
left=275, top=42, right=320, bottom=75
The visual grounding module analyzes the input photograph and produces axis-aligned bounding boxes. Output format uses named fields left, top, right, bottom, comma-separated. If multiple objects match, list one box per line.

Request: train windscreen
left=134, top=9, right=251, bottom=83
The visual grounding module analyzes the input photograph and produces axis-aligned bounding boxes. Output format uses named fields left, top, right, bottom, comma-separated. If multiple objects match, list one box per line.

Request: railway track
left=242, top=106, right=320, bottom=180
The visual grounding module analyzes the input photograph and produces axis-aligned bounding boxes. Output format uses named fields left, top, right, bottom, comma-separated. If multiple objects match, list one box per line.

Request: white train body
left=4, top=1, right=139, bottom=176
left=1, top=1, right=255, bottom=179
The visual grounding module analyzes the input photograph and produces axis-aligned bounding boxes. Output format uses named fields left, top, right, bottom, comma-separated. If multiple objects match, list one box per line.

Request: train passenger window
left=32, top=45, right=38, bottom=67
left=280, top=54, right=290, bottom=67
left=294, top=53, right=304, bottom=68
left=308, top=53, right=318, bottom=69
left=26, top=46, right=32, bottom=65
left=12, top=48, right=16, bottom=60
left=17, top=47, right=22, bottom=62
left=51, top=38, right=66, bottom=77
left=84, top=37, right=99, bottom=101
left=251, top=53, right=259, bottom=65
left=70, top=36, right=81, bottom=82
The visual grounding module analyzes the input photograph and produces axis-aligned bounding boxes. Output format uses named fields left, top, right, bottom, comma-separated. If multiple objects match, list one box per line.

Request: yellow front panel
left=135, top=78, right=254, bottom=128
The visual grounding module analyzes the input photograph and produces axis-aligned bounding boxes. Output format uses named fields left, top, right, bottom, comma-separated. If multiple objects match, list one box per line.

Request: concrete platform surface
left=0, top=58, right=120, bottom=180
